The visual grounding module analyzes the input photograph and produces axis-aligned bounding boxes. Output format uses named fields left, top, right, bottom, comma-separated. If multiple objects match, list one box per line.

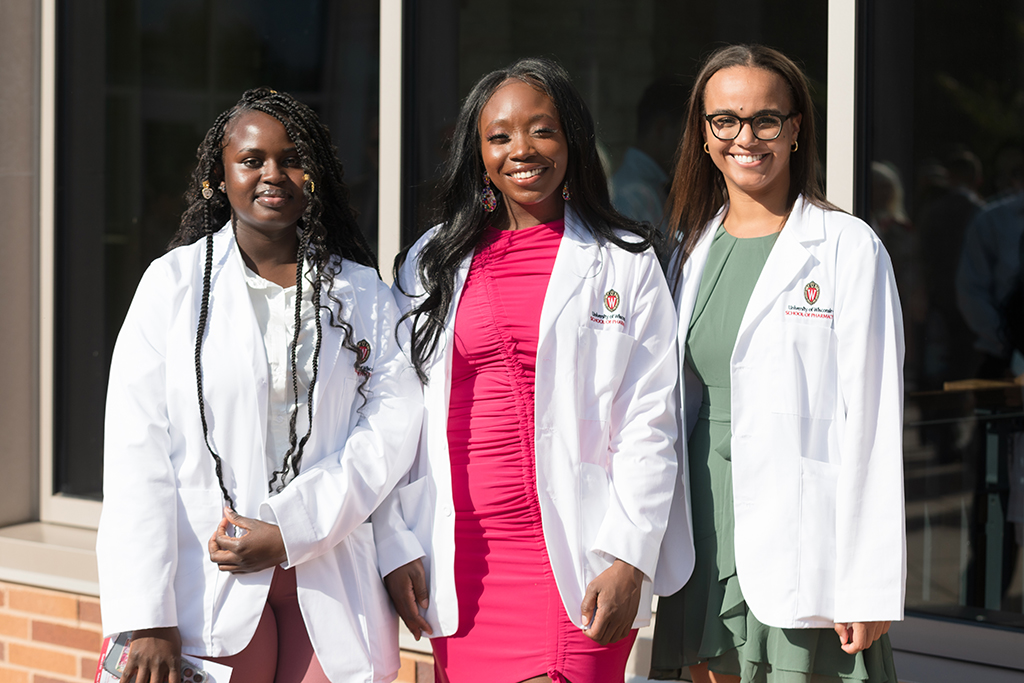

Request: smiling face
left=221, top=110, right=307, bottom=241
left=703, top=65, right=801, bottom=207
left=478, top=79, right=569, bottom=228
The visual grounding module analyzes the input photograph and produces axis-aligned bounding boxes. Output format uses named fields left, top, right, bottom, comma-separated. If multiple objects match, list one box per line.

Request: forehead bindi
left=223, top=111, right=296, bottom=155
left=704, top=66, right=792, bottom=114
left=479, top=80, right=560, bottom=131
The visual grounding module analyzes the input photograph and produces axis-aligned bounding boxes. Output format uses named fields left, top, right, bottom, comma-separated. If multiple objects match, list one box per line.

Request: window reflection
left=404, top=0, right=827, bottom=245
left=869, top=0, right=1024, bottom=628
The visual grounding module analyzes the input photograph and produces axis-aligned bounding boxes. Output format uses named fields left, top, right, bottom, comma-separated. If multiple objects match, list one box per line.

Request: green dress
left=649, top=226, right=897, bottom=683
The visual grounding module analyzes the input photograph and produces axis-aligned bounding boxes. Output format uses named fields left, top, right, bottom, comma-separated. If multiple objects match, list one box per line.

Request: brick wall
left=0, top=580, right=435, bottom=683
left=0, top=581, right=103, bottom=683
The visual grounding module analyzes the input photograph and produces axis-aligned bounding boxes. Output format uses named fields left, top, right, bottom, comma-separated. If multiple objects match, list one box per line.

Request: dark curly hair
left=170, top=87, right=378, bottom=508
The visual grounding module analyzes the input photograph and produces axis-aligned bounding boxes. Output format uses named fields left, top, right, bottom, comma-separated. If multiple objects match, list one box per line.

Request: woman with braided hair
left=97, top=88, right=421, bottom=683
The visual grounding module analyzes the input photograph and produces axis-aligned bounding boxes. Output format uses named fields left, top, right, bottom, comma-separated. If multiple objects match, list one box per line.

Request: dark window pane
left=403, top=0, right=827, bottom=244
left=55, top=0, right=379, bottom=500
left=865, top=0, right=1024, bottom=630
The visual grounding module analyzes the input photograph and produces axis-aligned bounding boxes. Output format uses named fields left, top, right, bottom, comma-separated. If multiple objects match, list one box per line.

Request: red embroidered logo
left=604, top=289, right=620, bottom=312
left=356, top=339, right=371, bottom=364
left=804, top=281, right=820, bottom=306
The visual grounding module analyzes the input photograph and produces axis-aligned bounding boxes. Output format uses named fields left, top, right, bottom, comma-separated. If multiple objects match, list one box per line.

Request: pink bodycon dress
left=432, top=219, right=637, bottom=683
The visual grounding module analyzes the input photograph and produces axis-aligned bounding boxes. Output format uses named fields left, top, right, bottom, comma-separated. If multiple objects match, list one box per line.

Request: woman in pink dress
left=374, top=57, right=692, bottom=683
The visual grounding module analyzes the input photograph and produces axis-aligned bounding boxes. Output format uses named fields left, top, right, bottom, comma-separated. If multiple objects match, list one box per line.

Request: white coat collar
left=736, top=195, right=823, bottom=338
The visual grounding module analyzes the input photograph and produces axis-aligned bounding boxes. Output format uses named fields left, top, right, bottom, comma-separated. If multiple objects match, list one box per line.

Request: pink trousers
left=202, top=566, right=329, bottom=683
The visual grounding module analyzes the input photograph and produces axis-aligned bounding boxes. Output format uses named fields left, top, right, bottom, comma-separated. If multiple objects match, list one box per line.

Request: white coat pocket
left=772, top=322, right=837, bottom=421
left=175, top=488, right=224, bottom=641
left=576, top=327, right=637, bottom=465
left=796, top=457, right=838, bottom=623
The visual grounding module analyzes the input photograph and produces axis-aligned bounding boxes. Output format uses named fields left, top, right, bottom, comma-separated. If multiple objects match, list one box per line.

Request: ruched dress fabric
left=650, top=226, right=898, bottom=683
left=432, top=219, right=637, bottom=683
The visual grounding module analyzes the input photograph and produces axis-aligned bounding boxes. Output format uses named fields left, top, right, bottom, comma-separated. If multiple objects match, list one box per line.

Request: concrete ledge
left=0, top=522, right=99, bottom=596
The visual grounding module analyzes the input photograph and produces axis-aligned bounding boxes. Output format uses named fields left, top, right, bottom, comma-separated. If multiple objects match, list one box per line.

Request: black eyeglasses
left=704, top=112, right=797, bottom=141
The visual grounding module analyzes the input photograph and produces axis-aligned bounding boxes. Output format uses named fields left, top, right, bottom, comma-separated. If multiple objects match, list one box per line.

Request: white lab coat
left=372, top=208, right=693, bottom=638
left=97, top=225, right=422, bottom=682
left=670, top=196, right=906, bottom=628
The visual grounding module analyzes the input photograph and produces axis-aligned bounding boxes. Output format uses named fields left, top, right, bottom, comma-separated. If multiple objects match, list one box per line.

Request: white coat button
left=443, top=506, right=453, bottom=517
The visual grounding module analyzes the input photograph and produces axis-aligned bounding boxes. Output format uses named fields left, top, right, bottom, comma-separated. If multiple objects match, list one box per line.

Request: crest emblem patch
left=604, top=289, right=620, bottom=312
left=356, top=339, right=371, bottom=364
left=804, top=281, right=820, bottom=306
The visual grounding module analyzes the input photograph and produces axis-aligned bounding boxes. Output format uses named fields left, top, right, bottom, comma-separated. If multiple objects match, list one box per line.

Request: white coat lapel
left=206, top=227, right=270, bottom=480
left=538, top=208, right=598, bottom=343
left=674, top=208, right=724, bottom=340
left=735, top=196, right=823, bottom=342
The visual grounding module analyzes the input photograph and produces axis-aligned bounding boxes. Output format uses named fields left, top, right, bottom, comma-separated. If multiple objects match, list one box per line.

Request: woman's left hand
left=834, top=620, right=891, bottom=654
left=580, top=559, right=645, bottom=645
left=208, top=506, right=287, bottom=573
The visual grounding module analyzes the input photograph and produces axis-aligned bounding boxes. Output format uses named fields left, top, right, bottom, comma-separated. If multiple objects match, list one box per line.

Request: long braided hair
left=394, top=57, right=655, bottom=383
left=170, top=87, right=377, bottom=509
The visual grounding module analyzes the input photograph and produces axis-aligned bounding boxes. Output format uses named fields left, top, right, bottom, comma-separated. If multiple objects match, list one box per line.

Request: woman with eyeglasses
left=648, top=45, right=905, bottom=683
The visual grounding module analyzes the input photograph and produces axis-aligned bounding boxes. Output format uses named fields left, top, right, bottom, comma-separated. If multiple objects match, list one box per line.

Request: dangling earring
left=703, top=142, right=710, bottom=154
left=303, top=173, right=315, bottom=194
left=481, top=172, right=497, bottom=212
left=201, top=180, right=214, bottom=200
left=562, top=181, right=571, bottom=201
left=791, top=140, right=799, bottom=153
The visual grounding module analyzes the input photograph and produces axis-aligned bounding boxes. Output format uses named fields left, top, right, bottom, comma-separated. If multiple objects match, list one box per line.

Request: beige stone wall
left=0, top=0, right=40, bottom=527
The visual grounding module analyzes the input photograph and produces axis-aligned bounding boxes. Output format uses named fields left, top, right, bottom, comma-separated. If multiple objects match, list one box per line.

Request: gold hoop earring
left=703, top=142, right=710, bottom=154
left=791, top=140, right=799, bottom=153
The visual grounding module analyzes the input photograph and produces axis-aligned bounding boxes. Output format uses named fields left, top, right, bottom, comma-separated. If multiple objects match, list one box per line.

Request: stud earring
left=791, top=140, right=799, bottom=153
left=703, top=142, right=710, bottom=154
left=562, top=181, right=571, bottom=201
left=303, top=173, right=315, bottom=194
left=219, top=181, right=226, bottom=193
left=481, top=172, right=497, bottom=212
left=201, top=180, right=214, bottom=200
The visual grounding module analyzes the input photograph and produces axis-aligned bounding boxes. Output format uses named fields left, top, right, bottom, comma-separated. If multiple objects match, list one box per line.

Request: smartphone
left=100, top=632, right=208, bottom=682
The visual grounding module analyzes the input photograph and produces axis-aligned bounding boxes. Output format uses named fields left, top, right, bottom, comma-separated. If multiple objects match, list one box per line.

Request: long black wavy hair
left=395, top=57, right=655, bottom=383
left=169, top=87, right=378, bottom=508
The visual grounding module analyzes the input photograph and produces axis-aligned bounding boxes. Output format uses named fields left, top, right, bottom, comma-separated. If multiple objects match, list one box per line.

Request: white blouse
left=238, top=246, right=316, bottom=492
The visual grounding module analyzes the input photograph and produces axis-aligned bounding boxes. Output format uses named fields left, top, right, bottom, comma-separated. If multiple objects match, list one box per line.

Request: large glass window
left=402, top=0, right=828, bottom=245
left=54, top=0, right=379, bottom=500
left=865, top=0, right=1024, bottom=630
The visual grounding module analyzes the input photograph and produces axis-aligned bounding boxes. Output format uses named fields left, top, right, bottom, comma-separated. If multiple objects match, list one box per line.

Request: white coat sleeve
left=590, top=251, right=680, bottom=580
left=370, top=250, right=430, bottom=577
left=259, top=278, right=423, bottom=568
left=96, top=261, right=180, bottom=636
left=833, top=231, right=907, bottom=622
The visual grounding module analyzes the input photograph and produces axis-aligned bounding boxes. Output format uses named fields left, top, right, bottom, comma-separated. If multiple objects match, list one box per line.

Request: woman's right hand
left=121, top=627, right=181, bottom=683
left=383, top=559, right=432, bottom=640
left=834, top=620, right=891, bottom=654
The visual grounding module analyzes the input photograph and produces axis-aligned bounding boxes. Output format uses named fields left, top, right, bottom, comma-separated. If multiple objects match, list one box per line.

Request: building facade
left=2, top=1, right=1024, bottom=681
